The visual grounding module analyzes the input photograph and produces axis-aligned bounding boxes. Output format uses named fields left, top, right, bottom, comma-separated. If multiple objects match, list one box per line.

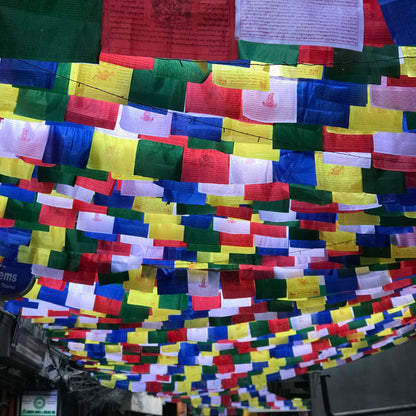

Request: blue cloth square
left=273, top=151, right=317, bottom=186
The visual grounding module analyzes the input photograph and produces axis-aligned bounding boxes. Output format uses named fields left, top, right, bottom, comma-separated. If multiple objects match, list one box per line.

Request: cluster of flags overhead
left=1, top=0, right=416, bottom=413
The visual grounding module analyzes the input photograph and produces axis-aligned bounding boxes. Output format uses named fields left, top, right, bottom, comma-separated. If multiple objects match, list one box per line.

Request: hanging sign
left=0, top=260, right=35, bottom=301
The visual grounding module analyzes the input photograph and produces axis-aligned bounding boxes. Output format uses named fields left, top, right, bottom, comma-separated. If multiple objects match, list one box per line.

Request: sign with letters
left=0, top=260, right=35, bottom=301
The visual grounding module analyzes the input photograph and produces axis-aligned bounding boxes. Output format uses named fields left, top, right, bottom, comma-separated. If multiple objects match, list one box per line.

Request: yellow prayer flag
left=0, top=157, right=35, bottom=180
left=228, top=323, right=249, bottom=340
left=24, top=280, right=41, bottom=300
left=320, top=229, right=359, bottom=252
left=87, top=131, right=138, bottom=176
left=222, top=118, right=272, bottom=143
left=148, top=223, right=184, bottom=240
left=338, top=211, right=380, bottom=226
left=197, top=252, right=229, bottom=264
left=330, top=306, right=353, bottom=323
left=286, top=276, right=320, bottom=299
left=18, top=246, right=50, bottom=266
left=133, top=197, right=173, bottom=214
left=124, top=266, right=156, bottom=292
left=69, top=62, right=132, bottom=105
left=127, top=329, right=148, bottom=344
left=250, top=350, right=270, bottom=362
left=221, top=245, right=255, bottom=254
left=207, top=195, right=252, bottom=207
left=270, top=64, right=323, bottom=80
left=144, top=213, right=181, bottom=225
left=30, top=226, right=66, bottom=251
left=315, top=152, right=362, bottom=193
left=349, top=89, right=402, bottom=132
left=233, top=142, right=280, bottom=161
left=128, top=287, right=159, bottom=308
left=391, top=245, right=416, bottom=259
left=184, top=318, right=209, bottom=328
left=212, top=62, right=269, bottom=91
left=401, top=47, right=416, bottom=76
left=0, top=196, right=8, bottom=218
left=332, top=192, right=377, bottom=205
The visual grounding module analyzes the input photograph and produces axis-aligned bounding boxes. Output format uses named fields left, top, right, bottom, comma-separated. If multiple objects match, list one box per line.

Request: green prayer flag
left=0, top=0, right=102, bottom=62
left=289, top=184, right=333, bottom=205
left=4, top=200, right=41, bottom=222
left=362, top=167, right=406, bottom=194
left=188, top=137, right=234, bottom=154
left=255, top=279, right=287, bottom=300
left=273, top=124, right=323, bottom=151
left=405, top=112, right=416, bottom=130
left=129, top=70, right=186, bottom=111
left=249, top=321, right=270, bottom=337
left=65, top=229, right=98, bottom=254
left=134, top=139, right=183, bottom=181
left=98, top=271, right=129, bottom=286
left=251, top=199, right=290, bottom=212
left=158, top=294, right=189, bottom=310
left=184, top=227, right=219, bottom=245
left=15, top=89, right=69, bottom=122
left=153, top=59, right=211, bottom=83
left=238, top=40, right=299, bottom=65
left=48, top=250, right=81, bottom=271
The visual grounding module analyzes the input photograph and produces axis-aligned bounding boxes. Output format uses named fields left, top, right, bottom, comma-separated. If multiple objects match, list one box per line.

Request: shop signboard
left=0, top=260, right=35, bottom=300
left=21, top=391, right=58, bottom=416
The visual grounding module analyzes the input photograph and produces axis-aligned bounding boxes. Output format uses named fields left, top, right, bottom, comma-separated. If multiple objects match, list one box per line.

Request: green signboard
left=21, top=391, right=57, bottom=416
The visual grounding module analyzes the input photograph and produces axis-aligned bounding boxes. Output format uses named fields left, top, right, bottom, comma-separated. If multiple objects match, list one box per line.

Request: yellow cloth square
left=148, top=223, right=184, bottom=240
left=212, top=62, right=269, bottom=91
left=270, top=64, right=323, bottom=80
left=133, top=197, right=173, bottom=214
left=30, top=226, right=66, bottom=251
left=87, top=131, right=138, bottom=176
left=331, top=307, right=353, bottom=323
left=69, top=62, right=132, bottom=105
left=233, top=142, right=280, bottom=161
left=338, top=211, right=380, bottom=226
left=222, top=118, right=272, bottom=143
left=0, top=157, right=35, bottom=180
left=18, top=246, right=50, bottom=266
left=228, top=323, right=249, bottom=340
left=286, top=276, right=320, bottom=299
left=124, top=266, right=156, bottom=292
left=128, top=287, right=159, bottom=308
left=315, top=152, right=362, bottom=193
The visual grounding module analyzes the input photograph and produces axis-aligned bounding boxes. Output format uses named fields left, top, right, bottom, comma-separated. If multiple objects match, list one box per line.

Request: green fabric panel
left=266, top=299, right=294, bottom=312
left=184, top=227, right=219, bottom=245
left=207, top=263, right=237, bottom=270
left=324, top=45, right=400, bottom=84
left=364, top=206, right=403, bottom=216
left=14, top=220, right=49, bottom=232
left=142, top=346, right=160, bottom=354
left=289, top=228, right=320, bottom=240
left=255, top=279, right=287, bottom=300
left=176, top=204, right=216, bottom=215
left=251, top=199, right=290, bottom=212
left=0, top=174, right=20, bottom=185
left=162, top=382, right=176, bottom=392
left=264, top=220, right=299, bottom=227
left=15, top=89, right=69, bottom=122
left=285, top=356, right=303, bottom=366
left=202, top=365, right=218, bottom=375
left=362, top=246, right=391, bottom=258
left=94, top=373, right=112, bottom=380
left=107, top=207, right=144, bottom=221
left=147, top=330, right=168, bottom=344
left=249, top=321, right=270, bottom=337
left=289, top=184, right=333, bottom=205
left=209, top=316, right=232, bottom=326
left=65, top=230, right=97, bottom=253
left=352, top=303, right=373, bottom=318
left=237, top=376, right=251, bottom=387
left=50, top=63, right=71, bottom=94
left=129, top=69, right=186, bottom=111
left=273, top=124, right=323, bottom=151
left=188, top=244, right=221, bottom=253
left=96, top=324, right=119, bottom=330
left=369, top=262, right=400, bottom=272
left=158, top=294, right=189, bottom=310
left=0, top=0, right=102, bottom=62
left=140, top=355, right=159, bottom=364
left=238, top=40, right=299, bottom=65
left=228, top=254, right=257, bottom=265
left=362, top=167, right=406, bottom=194
left=153, top=59, right=211, bottom=83
left=134, top=139, right=183, bottom=181
left=4, top=200, right=41, bottom=222
left=37, top=165, right=108, bottom=184
left=250, top=339, right=269, bottom=348
left=348, top=318, right=368, bottom=330
left=98, top=271, right=129, bottom=286
left=48, top=250, right=81, bottom=271
left=187, top=137, right=234, bottom=154
left=405, top=111, right=416, bottom=130
left=380, top=216, right=416, bottom=227
left=119, top=297, right=150, bottom=323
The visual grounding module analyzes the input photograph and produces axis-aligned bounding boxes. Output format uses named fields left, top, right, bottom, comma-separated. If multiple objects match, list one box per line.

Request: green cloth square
left=289, top=227, right=320, bottom=241
left=15, top=89, right=69, bottom=122
left=405, top=112, right=416, bottom=130
left=14, top=220, right=49, bottom=232
left=184, top=227, right=219, bottom=245
left=188, top=137, right=234, bottom=154
left=238, top=41, right=299, bottom=65
left=107, top=207, right=144, bottom=221
left=249, top=321, right=270, bottom=337
left=176, top=204, right=217, bottom=215
left=4, top=200, right=41, bottom=222
left=153, top=59, right=211, bottom=83
left=255, top=279, right=287, bottom=300
left=289, top=184, right=333, bottom=205
left=266, top=300, right=294, bottom=312
left=48, top=250, right=81, bottom=271
left=98, top=271, right=129, bottom=286
left=362, top=167, right=406, bottom=194
left=273, top=124, right=322, bottom=151
left=324, top=45, right=400, bottom=84
left=65, top=230, right=97, bottom=253
left=0, top=0, right=102, bottom=62
left=134, top=139, right=183, bottom=181
left=158, top=294, right=189, bottom=310
left=129, top=70, right=186, bottom=111
left=251, top=199, right=290, bottom=212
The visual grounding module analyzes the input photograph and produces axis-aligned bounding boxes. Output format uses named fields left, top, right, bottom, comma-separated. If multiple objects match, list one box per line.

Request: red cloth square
left=76, top=174, right=116, bottom=195
left=219, top=233, right=253, bottom=247
left=185, top=74, right=241, bottom=119
left=39, top=205, right=77, bottom=228
left=65, top=96, right=119, bottom=130
left=182, top=148, right=229, bottom=184
left=216, top=206, right=252, bottom=221
left=192, top=294, right=221, bottom=311
left=220, top=270, right=255, bottom=299
left=245, top=182, right=289, bottom=201
left=93, top=295, right=122, bottom=315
